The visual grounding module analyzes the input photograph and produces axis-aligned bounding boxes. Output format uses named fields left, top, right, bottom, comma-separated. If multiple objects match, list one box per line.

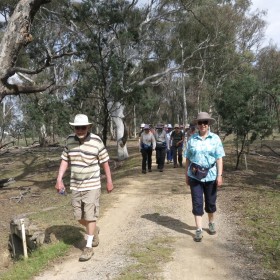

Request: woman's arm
left=216, top=157, right=223, bottom=187
left=185, top=157, right=190, bottom=185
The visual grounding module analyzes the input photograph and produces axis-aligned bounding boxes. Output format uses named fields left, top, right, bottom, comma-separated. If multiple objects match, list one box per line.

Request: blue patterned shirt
left=184, top=131, right=225, bottom=181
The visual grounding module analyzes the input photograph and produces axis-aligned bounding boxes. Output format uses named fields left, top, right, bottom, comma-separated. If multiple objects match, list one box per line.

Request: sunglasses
left=74, top=126, right=88, bottom=130
left=197, top=120, right=209, bottom=125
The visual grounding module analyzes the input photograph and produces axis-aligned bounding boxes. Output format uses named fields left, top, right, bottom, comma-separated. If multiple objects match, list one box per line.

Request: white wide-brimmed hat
left=193, top=112, right=216, bottom=125
left=69, top=114, right=92, bottom=126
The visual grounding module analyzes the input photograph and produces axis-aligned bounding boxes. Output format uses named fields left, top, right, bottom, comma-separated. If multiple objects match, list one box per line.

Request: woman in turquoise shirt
left=184, top=112, right=225, bottom=242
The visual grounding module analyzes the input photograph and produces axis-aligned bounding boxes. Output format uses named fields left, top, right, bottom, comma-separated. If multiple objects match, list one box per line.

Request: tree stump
left=8, top=216, right=45, bottom=258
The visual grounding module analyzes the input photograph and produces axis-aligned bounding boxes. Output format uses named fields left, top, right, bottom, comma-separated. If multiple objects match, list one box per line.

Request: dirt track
left=34, top=157, right=254, bottom=280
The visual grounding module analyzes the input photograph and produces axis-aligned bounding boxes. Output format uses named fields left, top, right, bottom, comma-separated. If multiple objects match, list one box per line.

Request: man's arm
left=102, top=161, right=114, bottom=193
left=55, top=159, right=68, bottom=192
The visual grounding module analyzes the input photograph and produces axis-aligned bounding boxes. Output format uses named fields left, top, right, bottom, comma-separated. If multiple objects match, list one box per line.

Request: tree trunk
left=39, top=124, right=47, bottom=147
left=108, top=101, right=129, bottom=160
left=0, top=0, right=51, bottom=102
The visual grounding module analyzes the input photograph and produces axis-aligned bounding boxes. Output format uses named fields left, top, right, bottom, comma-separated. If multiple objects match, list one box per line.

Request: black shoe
left=159, top=169, right=163, bottom=172
left=142, top=170, right=146, bottom=174
left=148, top=169, right=152, bottom=172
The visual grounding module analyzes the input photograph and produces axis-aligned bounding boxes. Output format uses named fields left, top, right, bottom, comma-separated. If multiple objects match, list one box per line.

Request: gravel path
left=34, top=160, right=259, bottom=280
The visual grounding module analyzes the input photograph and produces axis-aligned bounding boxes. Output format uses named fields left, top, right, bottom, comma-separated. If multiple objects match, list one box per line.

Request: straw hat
left=69, top=114, right=92, bottom=126
left=193, top=112, right=215, bottom=125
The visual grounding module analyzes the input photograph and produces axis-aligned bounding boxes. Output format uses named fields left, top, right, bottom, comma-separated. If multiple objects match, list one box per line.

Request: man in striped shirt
left=55, top=114, right=114, bottom=261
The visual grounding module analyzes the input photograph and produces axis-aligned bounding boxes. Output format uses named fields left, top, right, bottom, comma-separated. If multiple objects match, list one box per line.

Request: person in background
left=139, top=124, right=156, bottom=174
left=154, top=123, right=169, bottom=172
left=188, top=123, right=196, bottom=139
left=55, top=114, right=114, bottom=261
left=138, top=123, right=145, bottom=137
left=166, top=124, right=173, bottom=164
left=180, top=124, right=184, bottom=134
left=170, top=124, right=185, bottom=168
left=149, top=124, right=156, bottom=135
left=184, top=112, right=225, bottom=242
left=183, top=123, right=196, bottom=155
left=138, top=123, right=146, bottom=150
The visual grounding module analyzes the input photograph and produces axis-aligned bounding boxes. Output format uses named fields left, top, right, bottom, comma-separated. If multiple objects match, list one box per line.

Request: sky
left=251, top=0, right=280, bottom=47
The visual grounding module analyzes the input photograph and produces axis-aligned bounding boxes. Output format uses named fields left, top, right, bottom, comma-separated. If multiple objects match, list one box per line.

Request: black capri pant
left=188, top=177, right=217, bottom=216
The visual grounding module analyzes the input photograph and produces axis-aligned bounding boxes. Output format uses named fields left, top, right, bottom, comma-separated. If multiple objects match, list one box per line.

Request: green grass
left=0, top=242, right=70, bottom=280
left=115, top=237, right=175, bottom=280
left=244, top=190, right=280, bottom=279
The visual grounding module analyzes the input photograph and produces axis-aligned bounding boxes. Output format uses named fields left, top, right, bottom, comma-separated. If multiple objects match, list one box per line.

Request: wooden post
left=20, top=219, right=28, bottom=259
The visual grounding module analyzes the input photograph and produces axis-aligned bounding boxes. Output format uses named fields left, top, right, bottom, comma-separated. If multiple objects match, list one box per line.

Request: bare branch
left=0, top=0, right=52, bottom=101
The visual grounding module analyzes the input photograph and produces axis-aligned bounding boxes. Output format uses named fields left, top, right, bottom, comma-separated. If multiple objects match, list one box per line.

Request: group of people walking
left=138, top=112, right=225, bottom=242
left=139, top=122, right=193, bottom=173
left=55, top=111, right=225, bottom=263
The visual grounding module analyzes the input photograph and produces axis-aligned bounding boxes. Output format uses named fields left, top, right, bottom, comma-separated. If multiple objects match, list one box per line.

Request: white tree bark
left=107, top=101, right=128, bottom=160
left=0, top=0, right=56, bottom=103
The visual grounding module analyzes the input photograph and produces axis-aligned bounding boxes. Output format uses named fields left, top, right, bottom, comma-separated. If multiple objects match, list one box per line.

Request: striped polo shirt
left=61, top=133, right=109, bottom=191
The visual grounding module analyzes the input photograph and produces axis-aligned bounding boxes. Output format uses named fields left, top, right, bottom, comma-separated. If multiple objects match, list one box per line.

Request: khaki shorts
left=71, top=189, right=101, bottom=221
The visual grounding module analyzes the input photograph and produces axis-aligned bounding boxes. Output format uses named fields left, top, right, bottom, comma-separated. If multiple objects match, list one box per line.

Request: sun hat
left=143, top=124, right=150, bottom=130
left=140, top=123, right=145, bottom=128
left=156, top=123, right=163, bottom=129
left=174, top=124, right=180, bottom=128
left=69, top=114, right=92, bottom=126
left=193, top=112, right=215, bottom=125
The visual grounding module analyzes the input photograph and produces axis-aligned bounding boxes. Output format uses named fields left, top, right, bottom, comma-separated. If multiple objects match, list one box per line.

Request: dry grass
left=0, top=137, right=279, bottom=279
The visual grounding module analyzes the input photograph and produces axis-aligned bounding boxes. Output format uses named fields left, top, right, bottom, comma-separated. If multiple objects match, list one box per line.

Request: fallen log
left=261, top=144, right=280, bottom=157
left=0, top=141, right=15, bottom=149
left=0, top=178, right=16, bottom=188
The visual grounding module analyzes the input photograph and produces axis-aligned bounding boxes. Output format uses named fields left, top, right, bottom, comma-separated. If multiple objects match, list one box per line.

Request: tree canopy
left=0, top=0, right=279, bottom=164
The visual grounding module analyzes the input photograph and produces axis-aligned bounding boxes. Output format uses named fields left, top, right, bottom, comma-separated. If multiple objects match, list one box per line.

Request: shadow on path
left=45, top=225, right=85, bottom=250
left=141, top=213, right=196, bottom=237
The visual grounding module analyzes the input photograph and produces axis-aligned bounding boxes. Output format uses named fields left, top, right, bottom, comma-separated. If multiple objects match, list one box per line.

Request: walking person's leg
left=147, top=148, right=153, bottom=171
left=160, top=148, right=167, bottom=171
left=173, top=146, right=178, bottom=167
left=161, top=148, right=166, bottom=170
left=72, top=189, right=100, bottom=261
left=156, top=148, right=160, bottom=169
left=167, top=149, right=172, bottom=163
left=203, top=180, right=217, bottom=235
left=141, top=150, right=147, bottom=173
left=189, top=178, right=204, bottom=241
left=178, top=146, right=183, bottom=167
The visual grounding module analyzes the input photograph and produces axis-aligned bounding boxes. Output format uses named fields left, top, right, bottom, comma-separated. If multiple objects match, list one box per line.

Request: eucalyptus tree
left=64, top=0, right=187, bottom=159
left=0, top=0, right=80, bottom=146
left=0, top=0, right=54, bottom=103
left=216, top=71, right=274, bottom=169
left=256, top=45, right=280, bottom=131
left=167, top=0, right=266, bottom=123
